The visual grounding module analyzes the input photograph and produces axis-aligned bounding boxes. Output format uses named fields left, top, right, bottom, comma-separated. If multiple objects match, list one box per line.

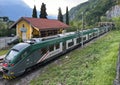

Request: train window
left=14, top=56, right=21, bottom=64
left=83, top=37, right=86, bottom=41
left=89, top=34, right=92, bottom=38
left=77, top=37, right=81, bottom=43
left=68, top=41, right=74, bottom=47
left=55, top=43, right=60, bottom=49
left=6, top=50, right=19, bottom=61
left=21, top=51, right=27, bottom=59
left=41, top=47, right=47, bottom=55
left=49, top=45, right=54, bottom=52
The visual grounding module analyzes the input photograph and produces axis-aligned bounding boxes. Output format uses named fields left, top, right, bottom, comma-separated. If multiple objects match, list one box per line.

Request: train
left=2, top=26, right=110, bottom=79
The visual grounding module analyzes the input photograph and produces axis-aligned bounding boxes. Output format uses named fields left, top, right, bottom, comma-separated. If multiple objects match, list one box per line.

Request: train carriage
left=2, top=26, right=110, bottom=79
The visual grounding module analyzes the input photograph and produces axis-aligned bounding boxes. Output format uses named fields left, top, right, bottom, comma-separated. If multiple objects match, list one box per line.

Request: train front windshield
left=6, top=49, right=19, bottom=61
left=5, top=43, right=30, bottom=62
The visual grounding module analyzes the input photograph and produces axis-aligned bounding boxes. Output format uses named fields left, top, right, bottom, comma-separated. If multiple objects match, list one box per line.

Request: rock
left=65, top=56, right=68, bottom=59
left=106, top=5, right=120, bottom=18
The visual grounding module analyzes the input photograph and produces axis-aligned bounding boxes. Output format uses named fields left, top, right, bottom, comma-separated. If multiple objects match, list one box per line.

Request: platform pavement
left=0, top=55, right=5, bottom=60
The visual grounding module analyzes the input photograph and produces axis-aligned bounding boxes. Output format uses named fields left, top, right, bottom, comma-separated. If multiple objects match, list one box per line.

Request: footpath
left=114, top=44, right=120, bottom=85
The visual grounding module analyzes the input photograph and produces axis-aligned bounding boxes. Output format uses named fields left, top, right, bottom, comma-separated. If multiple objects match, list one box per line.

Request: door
left=63, top=42, right=66, bottom=51
left=22, top=32, right=26, bottom=41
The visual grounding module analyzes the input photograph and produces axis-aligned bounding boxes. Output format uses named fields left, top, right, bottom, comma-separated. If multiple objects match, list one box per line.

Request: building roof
left=10, top=17, right=69, bottom=30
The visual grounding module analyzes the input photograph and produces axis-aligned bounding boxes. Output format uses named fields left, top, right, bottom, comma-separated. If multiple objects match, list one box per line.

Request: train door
left=62, top=41, right=66, bottom=51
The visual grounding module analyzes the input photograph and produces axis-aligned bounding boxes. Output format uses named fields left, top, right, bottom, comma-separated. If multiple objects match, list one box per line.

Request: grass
left=30, top=30, right=119, bottom=85
left=0, top=49, right=9, bottom=56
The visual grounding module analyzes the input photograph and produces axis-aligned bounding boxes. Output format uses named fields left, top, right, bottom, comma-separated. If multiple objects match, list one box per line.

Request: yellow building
left=10, top=17, right=69, bottom=41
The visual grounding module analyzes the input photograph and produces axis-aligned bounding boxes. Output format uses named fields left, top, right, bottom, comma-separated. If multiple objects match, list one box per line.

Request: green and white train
left=2, top=26, right=110, bottom=79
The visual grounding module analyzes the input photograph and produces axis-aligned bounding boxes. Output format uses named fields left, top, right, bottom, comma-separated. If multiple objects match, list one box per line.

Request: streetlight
left=81, top=12, right=84, bottom=48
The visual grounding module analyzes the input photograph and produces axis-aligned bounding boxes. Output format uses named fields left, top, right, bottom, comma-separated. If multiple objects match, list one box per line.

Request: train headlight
left=10, top=64, right=14, bottom=67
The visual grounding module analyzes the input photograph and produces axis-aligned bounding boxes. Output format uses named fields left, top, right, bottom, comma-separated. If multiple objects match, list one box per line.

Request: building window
left=41, top=30, right=59, bottom=37
left=22, top=24, right=25, bottom=27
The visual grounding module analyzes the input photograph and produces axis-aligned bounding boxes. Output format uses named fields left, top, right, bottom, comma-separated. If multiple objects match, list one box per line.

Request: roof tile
left=23, top=17, right=69, bottom=29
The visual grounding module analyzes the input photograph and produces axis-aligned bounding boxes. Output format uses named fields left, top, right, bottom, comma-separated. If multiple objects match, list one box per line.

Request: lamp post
left=81, top=12, right=84, bottom=48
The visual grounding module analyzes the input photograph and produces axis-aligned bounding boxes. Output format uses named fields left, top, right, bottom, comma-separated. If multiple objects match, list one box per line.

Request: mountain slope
left=0, top=0, right=32, bottom=21
left=0, top=0, right=55, bottom=21
left=68, top=0, right=116, bottom=25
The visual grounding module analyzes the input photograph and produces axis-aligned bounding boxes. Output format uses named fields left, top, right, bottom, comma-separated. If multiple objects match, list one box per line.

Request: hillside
left=68, top=0, right=116, bottom=25
left=0, top=0, right=55, bottom=21
left=0, top=0, right=32, bottom=21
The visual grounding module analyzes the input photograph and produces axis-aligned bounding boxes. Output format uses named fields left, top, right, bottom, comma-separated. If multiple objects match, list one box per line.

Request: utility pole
left=81, top=12, right=84, bottom=48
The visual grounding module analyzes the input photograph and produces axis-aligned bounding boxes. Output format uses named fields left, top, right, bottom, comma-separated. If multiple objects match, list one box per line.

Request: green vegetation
left=66, top=6, right=69, bottom=25
left=112, top=17, right=120, bottom=30
left=58, top=7, right=63, bottom=22
left=0, top=17, right=15, bottom=37
left=32, top=5, right=37, bottom=18
left=30, top=30, right=119, bottom=85
left=39, top=3, right=47, bottom=19
left=0, top=49, right=9, bottom=56
left=68, top=0, right=117, bottom=28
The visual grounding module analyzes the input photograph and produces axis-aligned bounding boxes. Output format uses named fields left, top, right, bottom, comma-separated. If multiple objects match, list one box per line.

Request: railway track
left=0, top=55, right=4, bottom=80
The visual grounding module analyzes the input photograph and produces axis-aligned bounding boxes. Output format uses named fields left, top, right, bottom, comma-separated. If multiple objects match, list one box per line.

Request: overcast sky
left=23, top=0, right=88, bottom=16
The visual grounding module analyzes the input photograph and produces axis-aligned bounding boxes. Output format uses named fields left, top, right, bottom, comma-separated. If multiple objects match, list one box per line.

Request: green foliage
left=39, top=3, right=47, bottom=19
left=32, top=5, right=37, bottom=18
left=68, top=20, right=94, bottom=32
left=100, top=16, right=111, bottom=22
left=70, top=21, right=82, bottom=30
left=0, top=49, right=9, bottom=56
left=30, top=30, right=119, bottom=85
left=66, top=6, right=69, bottom=25
left=66, top=27, right=77, bottom=32
left=116, top=0, right=120, bottom=5
left=0, top=20, right=15, bottom=37
left=0, top=21, right=7, bottom=29
left=112, top=17, right=120, bottom=30
left=58, top=7, right=63, bottom=22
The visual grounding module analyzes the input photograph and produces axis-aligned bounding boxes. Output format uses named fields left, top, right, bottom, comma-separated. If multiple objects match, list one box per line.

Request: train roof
left=25, top=28, right=99, bottom=46
left=12, top=43, right=30, bottom=52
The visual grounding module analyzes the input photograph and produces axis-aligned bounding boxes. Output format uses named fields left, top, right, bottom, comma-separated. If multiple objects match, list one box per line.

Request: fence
left=0, top=37, right=13, bottom=50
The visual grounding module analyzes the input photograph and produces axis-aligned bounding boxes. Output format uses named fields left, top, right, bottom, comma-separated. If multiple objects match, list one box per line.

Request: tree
left=112, top=17, right=120, bottom=30
left=32, top=5, right=37, bottom=18
left=66, top=6, right=69, bottom=25
left=100, top=16, right=107, bottom=22
left=39, top=3, right=47, bottom=19
left=58, top=7, right=63, bottom=22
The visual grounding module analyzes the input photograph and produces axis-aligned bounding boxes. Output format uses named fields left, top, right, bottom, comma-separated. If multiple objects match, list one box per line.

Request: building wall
left=16, top=19, right=65, bottom=40
left=32, top=27, right=40, bottom=38
left=17, top=20, right=32, bottom=40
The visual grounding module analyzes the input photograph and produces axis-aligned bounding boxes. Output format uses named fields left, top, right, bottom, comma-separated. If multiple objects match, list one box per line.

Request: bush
left=112, top=17, right=120, bottom=30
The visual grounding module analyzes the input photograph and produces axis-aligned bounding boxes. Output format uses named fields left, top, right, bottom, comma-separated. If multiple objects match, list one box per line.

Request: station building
left=10, top=17, right=69, bottom=40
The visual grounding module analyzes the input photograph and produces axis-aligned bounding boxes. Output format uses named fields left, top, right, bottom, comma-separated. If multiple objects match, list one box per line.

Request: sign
left=20, top=28, right=27, bottom=32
